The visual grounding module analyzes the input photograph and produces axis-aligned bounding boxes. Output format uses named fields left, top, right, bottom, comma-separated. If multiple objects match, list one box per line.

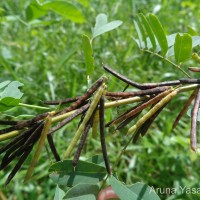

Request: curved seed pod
left=116, top=111, right=142, bottom=131
left=0, top=138, right=28, bottom=170
left=49, top=103, right=90, bottom=134
left=19, top=123, right=44, bottom=152
left=127, top=89, right=178, bottom=135
left=5, top=145, right=33, bottom=185
left=0, top=120, right=18, bottom=125
left=179, top=78, right=200, bottom=84
left=188, top=67, right=200, bottom=72
left=105, top=103, right=142, bottom=127
left=132, top=103, right=168, bottom=143
left=173, top=90, right=197, bottom=129
left=190, top=88, right=200, bottom=151
left=0, top=113, right=48, bottom=134
left=42, top=96, right=81, bottom=105
left=24, top=114, right=52, bottom=182
left=72, top=107, right=97, bottom=167
left=106, top=86, right=170, bottom=98
left=47, top=134, right=60, bottom=161
left=99, top=95, right=111, bottom=175
left=112, top=88, right=172, bottom=126
left=64, top=84, right=106, bottom=158
left=0, top=123, right=40, bottom=155
left=103, top=64, right=180, bottom=89
left=57, top=76, right=107, bottom=115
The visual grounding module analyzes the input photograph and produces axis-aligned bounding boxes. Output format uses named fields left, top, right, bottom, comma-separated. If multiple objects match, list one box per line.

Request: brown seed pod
left=42, top=96, right=81, bottom=105
left=188, top=67, right=200, bottom=73
left=173, top=90, right=197, bottom=129
left=190, top=88, right=200, bottom=151
left=99, top=95, right=111, bottom=175
left=103, top=64, right=180, bottom=89
left=5, top=145, right=33, bottom=185
left=56, top=76, right=107, bottom=116
left=0, top=123, right=40, bottom=155
left=106, top=86, right=170, bottom=98
left=111, top=88, right=172, bottom=126
left=49, top=103, right=90, bottom=134
left=47, top=134, right=61, bottom=161
left=132, top=103, right=168, bottom=143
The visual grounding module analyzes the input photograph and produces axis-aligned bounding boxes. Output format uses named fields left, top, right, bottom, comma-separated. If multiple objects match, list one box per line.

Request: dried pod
left=5, top=145, right=33, bottom=185
left=57, top=76, right=107, bottom=115
left=47, top=134, right=61, bottom=161
left=99, top=95, right=111, bottom=175
left=190, top=88, right=200, bottom=151
left=42, top=96, right=81, bottom=105
left=173, top=90, right=197, bottom=129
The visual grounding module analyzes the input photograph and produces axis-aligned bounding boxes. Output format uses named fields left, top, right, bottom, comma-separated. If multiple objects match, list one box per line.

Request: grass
left=1, top=0, right=200, bottom=199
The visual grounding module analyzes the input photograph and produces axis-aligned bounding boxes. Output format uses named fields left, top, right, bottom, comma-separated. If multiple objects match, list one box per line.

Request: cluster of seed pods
left=0, top=64, right=200, bottom=187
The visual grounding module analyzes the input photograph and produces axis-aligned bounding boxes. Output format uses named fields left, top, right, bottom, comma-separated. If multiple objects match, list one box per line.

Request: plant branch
left=144, top=49, right=191, bottom=78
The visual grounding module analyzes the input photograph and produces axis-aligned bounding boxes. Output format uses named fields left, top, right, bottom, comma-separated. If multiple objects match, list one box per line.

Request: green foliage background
left=1, top=0, right=200, bottom=199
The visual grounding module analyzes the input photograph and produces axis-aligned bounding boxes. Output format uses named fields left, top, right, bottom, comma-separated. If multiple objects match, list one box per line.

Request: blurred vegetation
left=1, top=0, right=200, bottom=199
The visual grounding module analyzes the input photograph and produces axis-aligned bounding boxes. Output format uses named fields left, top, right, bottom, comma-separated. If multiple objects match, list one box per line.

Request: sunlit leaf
left=63, top=183, right=99, bottom=200
left=139, top=13, right=156, bottom=50
left=43, top=1, right=85, bottom=23
left=133, top=20, right=144, bottom=48
left=76, top=0, right=90, bottom=7
left=54, top=185, right=65, bottom=200
left=148, top=14, right=168, bottom=56
left=92, top=13, right=122, bottom=39
left=26, top=2, right=47, bottom=21
left=82, top=35, right=95, bottom=75
left=49, top=160, right=106, bottom=187
left=110, top=177, right=160, bottom=200
left=0, top=81, right=24, bottom=99
left=187, top=26, right=198, bottom=36
left=174, top=33, right=192, bottom=63
left=128, top=183, right=160, bottom=200
left=0, top=81, right=11, bottom=90
left=86, top=155, right=104, bottom=166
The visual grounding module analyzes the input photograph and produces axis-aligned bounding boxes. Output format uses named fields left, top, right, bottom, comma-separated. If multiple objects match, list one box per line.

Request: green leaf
left=76, top=0, right=90, bottom=7
left=128, top=183, right=160, bottom=200
left=26, top=2, right=47, bottom=21
left=148, top=14, right=168, bottom=56
left=0, top=81, right=11, bottom=90
left=110, top=176, right=139, bottom=200
left=174, top=33, right=192, bottom=63
left=86, top=155, right=104, bottom=166
left=54, top=185, right=65, bottom=200
left=139, top=13, right=156, bottom=50
left=82, top=35, right=95, bottom=75
left=63, top=183, right=99, bottom=200
left=133, top=20, right=144, bottom=48
left=0, top=81, right=24, bottom=99
left=42, top=0, right=85, bottom=23
left=136, top=16, right=147, bottom=48
left=187, top=26, right=198, bottom=36
left=0, top=97, right=21, bottom=112
left=110, top=177, right=160, bottom=200
left=49, top=160, right=106, bottom=187
left=92, top=13, right=122, bottom=39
